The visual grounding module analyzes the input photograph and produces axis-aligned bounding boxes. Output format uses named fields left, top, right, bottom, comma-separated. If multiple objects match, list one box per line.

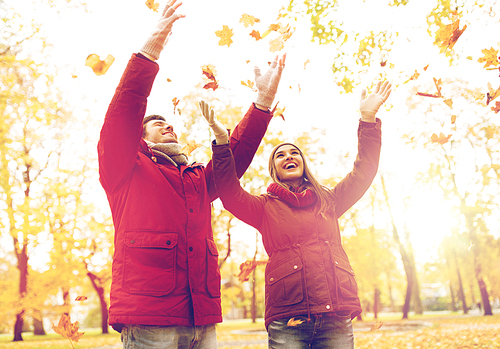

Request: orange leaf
left=491, top=101, right=500, bottom=114
left=370, top=321, right=384, bottom=331
left=431, top=132, right=452, bottom=145
left=303, top=59, right=310, bottom=69
left=478, top=47, right=500, bottom=68
left=172, top=97, right=180, bottom=113
left=239, top=13, right=260, bottom=27
left=249, top=30, right=262, bottom=41
left=181, top=140, right=202, bottom=156
left=269, top=37, right=284, bottom=53
left=166, top=78, right=172, bottom=82
left=201, top=64, right=217, bottom=81
left=75, top=296, right=87, bottom=301
left=423, top=64, right=430, bottom=71
left=435, top=13, right=467, bottom=53
left=287, top=317, right=305, bottom=327
left=203, top=81, right=219, bottom=91
left=380, top=60, right=387, bottom=67
left=52, top=314, right=85, bottom=345
left=486, top=83, right=500, bottom=105
left=85, top=54, right=115, bottom=76
left=145, top=0, right=160, bottom=12
left=236, top=260, right=267, bottom=282
left=215, top=25, right=233, bottom=47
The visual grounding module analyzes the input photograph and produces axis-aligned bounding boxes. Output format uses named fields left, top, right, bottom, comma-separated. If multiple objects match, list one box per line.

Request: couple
left=97, top=1, right=392, bottom=348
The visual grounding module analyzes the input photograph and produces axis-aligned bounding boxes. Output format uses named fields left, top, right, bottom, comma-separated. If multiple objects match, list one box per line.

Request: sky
left=9, top=0, right=500, bottom=266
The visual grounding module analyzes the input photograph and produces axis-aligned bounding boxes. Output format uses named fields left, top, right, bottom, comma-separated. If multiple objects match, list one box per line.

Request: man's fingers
left=254, top=66, right=262, bottom=80
left=360, top=88, right=367, bottom=101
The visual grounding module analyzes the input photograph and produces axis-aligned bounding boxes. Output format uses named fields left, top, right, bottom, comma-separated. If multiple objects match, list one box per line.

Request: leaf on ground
left=53, top=314, right=85, bottom=346
left=181, top=140, right=202, bottom=156
left=431, top=132, right=452, bottom=144
left=215, top=25, right=234, bottom=47
left=85, top=54, right=115, bottom=76
left=478, top=47, right=499, bottom=68
left=435, top=12, right=467, bottom=53
left=491, top=101, right=500, bottom=113
left=370, top=321, right=384, bottom=331
left=250, top=30, right=262, bottom=41
left=75, top=296, right=87, bottom=301
left=269, top=37, right=285, bottom=52
left=241, top=80, right=256, bottom=91
left=240, top=14, right=260, bottom=27
left=145, top=0, right=160, bottom=12
left=287, top=317, right=305, bottom=327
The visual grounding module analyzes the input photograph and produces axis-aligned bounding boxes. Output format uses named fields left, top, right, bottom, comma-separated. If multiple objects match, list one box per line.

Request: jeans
left=121, top=324, right=217, bottom=349
left=268, top=314, right=354, bottom=349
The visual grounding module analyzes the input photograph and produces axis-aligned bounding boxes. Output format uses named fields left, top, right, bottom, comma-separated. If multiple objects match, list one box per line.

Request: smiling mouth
left=285, top=163, right=297, bottom=169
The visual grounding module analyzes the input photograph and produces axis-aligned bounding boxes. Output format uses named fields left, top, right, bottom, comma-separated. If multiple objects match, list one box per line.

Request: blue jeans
left=121, top=324, right=217, bottom=349
left=268, top=314, right=354, bottom=349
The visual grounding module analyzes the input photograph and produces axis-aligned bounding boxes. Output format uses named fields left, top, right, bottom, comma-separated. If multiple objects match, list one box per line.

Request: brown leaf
left=145, top=0, right=160, bottom=12
left=203, top=81, right=219, bottom=91
left=52, top=314, right=85, bottom=344
left=85, top=54, right=115, bottom=76
left=431, top=132, right=452, bottom=145
left=201, top=64, right=217, bottom=81
left=491, top=101, right=500, bottom=113
left=75, top=296, right=87, bottom=302
left=435, top=12, right=467, bottom=53
left=236, top=260, right=267, bottom=282
left=239, top=14, right=260, bottom=27
left=287, top=317, right=305, bottom=327
left=215, top=25, right=233, bottom=47
left=370, top=321, right=384, bottom=331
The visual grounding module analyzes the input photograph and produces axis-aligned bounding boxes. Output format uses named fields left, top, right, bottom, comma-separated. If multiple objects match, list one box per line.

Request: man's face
left=143, top=120, right=178, bottom=144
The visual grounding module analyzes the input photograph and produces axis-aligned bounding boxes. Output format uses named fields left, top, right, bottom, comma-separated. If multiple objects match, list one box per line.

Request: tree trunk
left=33, top=310, right=46, bottom=335
left=373, top=288, right=381, bottom=319
left=87, top=272, right=109, bottom=334
left=449, top=283, right=457, bottom=312
left=13, top=244, right=28, bottom=342
left=453, top=248, right=468, bottom=314
left=251, top=267, right=257, bottom=323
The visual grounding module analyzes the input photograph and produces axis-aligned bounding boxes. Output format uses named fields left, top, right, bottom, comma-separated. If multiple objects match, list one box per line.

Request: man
left=97, top=1, right=285, bottom=348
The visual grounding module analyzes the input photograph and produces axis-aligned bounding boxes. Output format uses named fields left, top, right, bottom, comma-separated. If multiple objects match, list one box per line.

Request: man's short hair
left=142, top=114, right=166, bottom=138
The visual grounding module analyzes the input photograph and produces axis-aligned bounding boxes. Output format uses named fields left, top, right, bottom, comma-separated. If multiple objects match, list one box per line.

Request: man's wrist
left=139, top=51, right=156, bottom=62
left=254, top=103, right=269, bottom=111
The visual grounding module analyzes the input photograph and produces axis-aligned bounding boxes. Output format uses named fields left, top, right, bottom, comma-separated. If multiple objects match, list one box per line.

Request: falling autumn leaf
left=443, top=98, right=453, bottom=108
left=380, top=60, right=387, bottom=67
left=239, top=13, right=260, bottom=27
left=167, top=78, right=172, bottom=82
left=287, top=317, right=305, bottom=327
left=203, top=81, right=219, bottom=91
left=431, top=132, right=452, bottom=145
left=241, top=80, right=256, bottom=91
left=477, top=47, right=499, bottom=68
left=215, top=25, right=234, bottom=47
left=370, top=321, right=384, bottom=331
left=181, top=140, right=202, bottom=156
left=85, top=54, right=115, bottom=76
left=75, top=296, right=87, bottom=301
left=172, top=97, right=180, bottom=114
left=303, top=59, right=310, bottom=69
left=53, top=314, right=84, bottom=349
left=486, top=83, right=500, bottom=105
left=491, top=101, right=500, bottom=114
left=269, top=37, right=285, bottom=53
left=236, top=260, right=267, bottom=282
left=451, top=115, right=457, bottom=124
left=145, top=0, right=160, bottom=12
left=423, top=64, right=430, bottom=71
left=249, top=30, right=262, bottom=41
left=434, top=12, right=467, bottom=53
left=201, top=64, right=219, bottom=91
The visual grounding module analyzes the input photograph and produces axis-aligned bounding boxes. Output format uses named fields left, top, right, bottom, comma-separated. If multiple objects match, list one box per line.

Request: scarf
left=267, top=182, right=317, bottom=208
left=145, top=140, right=188, bottom=167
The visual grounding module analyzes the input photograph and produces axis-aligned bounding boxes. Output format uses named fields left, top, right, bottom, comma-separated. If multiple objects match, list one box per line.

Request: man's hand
left=359, top=80, right=392, bottom=122
left=199, top=100, right=229, bottom=144
left=254, top=53, right=287, bottom=110
left=140, top=0, right=185, bottom=61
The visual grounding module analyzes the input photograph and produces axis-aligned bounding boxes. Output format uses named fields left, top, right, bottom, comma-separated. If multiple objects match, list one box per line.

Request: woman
left=207, top=81, right=391, bottom=348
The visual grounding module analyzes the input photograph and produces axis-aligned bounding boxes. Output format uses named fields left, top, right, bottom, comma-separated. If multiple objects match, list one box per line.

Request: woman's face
left=273, top=144, right=304, bottom=186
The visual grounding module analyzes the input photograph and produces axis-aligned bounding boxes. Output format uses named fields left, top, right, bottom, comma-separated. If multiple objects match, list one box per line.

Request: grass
left=0, top=313, right=498, bottom=348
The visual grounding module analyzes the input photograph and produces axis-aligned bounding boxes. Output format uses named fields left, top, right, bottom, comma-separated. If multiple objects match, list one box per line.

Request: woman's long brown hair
left=268, top=143, right=334, bottom=217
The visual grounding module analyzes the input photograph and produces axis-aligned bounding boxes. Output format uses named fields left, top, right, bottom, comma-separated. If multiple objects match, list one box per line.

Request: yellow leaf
left=241, top=80, right=256, bottom=91
left=451, top=115, right=457, bottom=124
left=443, top=98, right=453, bottom=108
left=477, top=47, right=499, bottom=68
left=434, top=12, right=467, bottom=53
left=145, top=0, right=160, bottom=12
left=370, top=321, right=384, bottom=331
left=215, top=25, right=234, bottom=47
left=85, top=54, right=115, bottom=76
left=486, top=83, right=500, bottom=105
left=287, top=317, right=305, bottom=327
left=52, top=314, right=85, bottom=345
left=269, top=37, right=284, bottom=53
left=181, top=140, right=202, bottom=156
left=239, top=13, right=260, bottom=27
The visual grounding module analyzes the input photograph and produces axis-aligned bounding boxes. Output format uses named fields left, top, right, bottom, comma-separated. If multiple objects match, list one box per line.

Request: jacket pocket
left=123, top=231, right=178, bottom=297
left=206, top=238, right=221, bottom=298
left=266, top=256, right=304, bottom=306
left=335, top=263, right=358, bottom=299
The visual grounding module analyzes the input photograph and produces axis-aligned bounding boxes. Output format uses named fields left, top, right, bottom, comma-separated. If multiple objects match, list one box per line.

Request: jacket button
left=335, top=261, right=339, bottom=265
left=189, top=209, right=193, bottom=213
left=166, top=240, right=171, bottom=245
left=189, top=247, right=193, bottom=252
left=326, top=305, right=331, bottom=310
left=325, top=241, right=329, bottom=244
left=270, top=277, right=274, bottom=282
left=130, top=240, right=135, bottom=244
left=293, top=265, right=298, bottom=269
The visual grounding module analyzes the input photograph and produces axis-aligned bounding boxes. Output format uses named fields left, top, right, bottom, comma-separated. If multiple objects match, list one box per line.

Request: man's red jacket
left=98, top=54, right=272, bottom=331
